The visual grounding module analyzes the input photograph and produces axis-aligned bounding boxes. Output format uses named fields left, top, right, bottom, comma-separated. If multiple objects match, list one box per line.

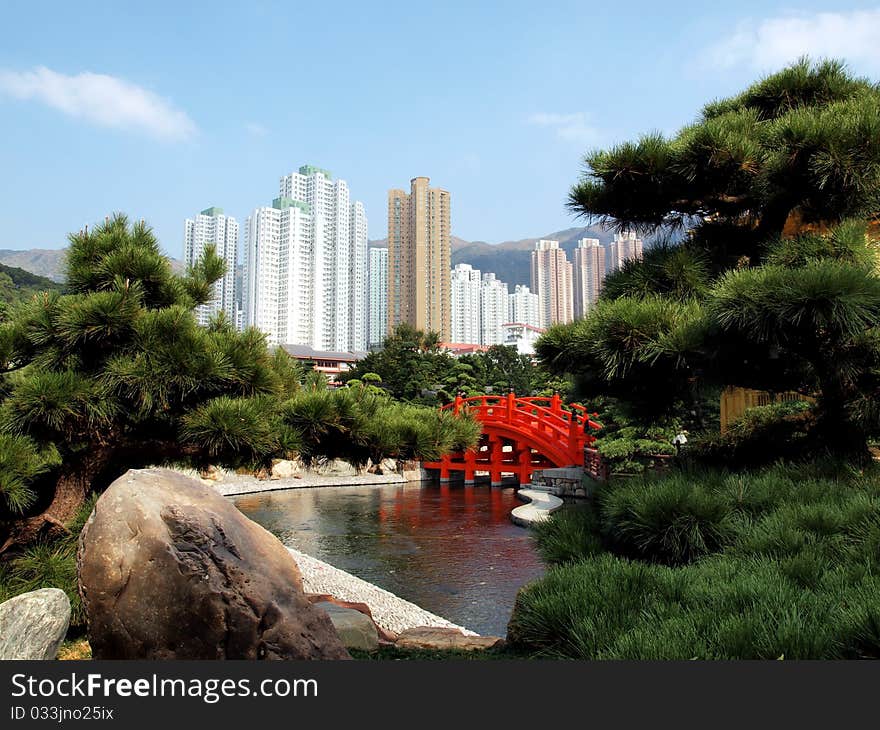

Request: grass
left=515, top=459, right=880, bottom=659
left=0, top=493, right=97, bottom=632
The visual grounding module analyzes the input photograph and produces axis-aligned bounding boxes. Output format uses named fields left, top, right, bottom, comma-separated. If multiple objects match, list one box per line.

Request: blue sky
left=2, top=1, right=880, bottom=257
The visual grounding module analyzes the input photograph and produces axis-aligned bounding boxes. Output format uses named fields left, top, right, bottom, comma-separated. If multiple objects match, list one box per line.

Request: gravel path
left=288, top=548, right=478, bottom=636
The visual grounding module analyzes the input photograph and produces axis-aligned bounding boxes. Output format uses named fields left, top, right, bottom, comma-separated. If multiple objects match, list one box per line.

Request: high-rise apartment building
left=243, top=198, right=311, bottom=345
left=387, top=177, right=451, bottom=341
left=184, top=207, right=239, bottom=327
left=243, top=165, right=368, bottom=349
left=451, top=263, right=481, bottom=345
left=508, top=284, right=541, bottom=330
left=480, top=273, right=508, bottom=346
left=368, top=247, right=388, bottom=349
left=530, top=239, right=573, bottom=327
left=573, top=237, right=606, bottom=318
left=606, top=230, right=644, bottom=274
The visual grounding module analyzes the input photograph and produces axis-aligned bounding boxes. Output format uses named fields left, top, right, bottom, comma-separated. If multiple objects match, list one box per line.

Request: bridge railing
left=444, top=393, right=603, bottom=456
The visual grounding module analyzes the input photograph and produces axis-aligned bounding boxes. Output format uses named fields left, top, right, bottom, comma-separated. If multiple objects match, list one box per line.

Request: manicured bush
left=599, top=471, right=738, bottom=565
left=532, top=506, right=603, bottom=565
left=508, top=552, right=880, bottom=659
left=511, top=461, right=880, bottom=658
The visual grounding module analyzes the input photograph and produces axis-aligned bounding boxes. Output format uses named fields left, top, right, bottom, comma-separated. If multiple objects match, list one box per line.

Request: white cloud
left=245, top=121, right=268, bottom=137
left=527, top=112, right=602, bottom=145
left=706, top=8, right=880, bottom=73
left=0, top=66, right=197, bottom=141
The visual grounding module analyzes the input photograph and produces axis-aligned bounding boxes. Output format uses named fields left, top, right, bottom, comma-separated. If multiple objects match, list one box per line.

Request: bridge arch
left=422, top=393, right=603, bottom=486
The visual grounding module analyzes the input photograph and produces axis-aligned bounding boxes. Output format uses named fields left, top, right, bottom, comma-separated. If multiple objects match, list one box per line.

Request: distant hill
left=0, top=262, right=63, bottom=314
left=0, top=249, right=184, bottom=283
left=0, top=249, right=67, bottom=282
left=369, top=225, right=619, bottom=287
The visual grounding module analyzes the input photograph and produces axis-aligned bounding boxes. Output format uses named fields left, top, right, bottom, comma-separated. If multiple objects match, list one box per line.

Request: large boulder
left=0, top=588, right=71, bottom=660
left=77, top=468, right=349, bottom=660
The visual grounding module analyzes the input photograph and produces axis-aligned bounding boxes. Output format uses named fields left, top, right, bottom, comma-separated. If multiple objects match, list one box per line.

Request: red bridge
left=422, top=393, right=604, bottom=486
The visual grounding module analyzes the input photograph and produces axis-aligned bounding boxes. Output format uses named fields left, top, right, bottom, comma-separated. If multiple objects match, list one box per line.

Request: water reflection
left=233, top=482, right=546, bottom=636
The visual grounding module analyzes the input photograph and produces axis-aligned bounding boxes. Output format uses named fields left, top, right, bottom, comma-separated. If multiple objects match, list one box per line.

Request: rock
left=78, top=468, right=349, bottom=660
left=313, top=459, right=358, bottom=477
left=306, top=593, right=398, bottom=643
left=270, top=459, right=301, bottom=480
left=0, top=588, right=71, bottom=660
left=198, top=464, right=224, bottom=482
left=395, top=627, right=505, bottom=652
left=314, top=602, right=379, bottom=652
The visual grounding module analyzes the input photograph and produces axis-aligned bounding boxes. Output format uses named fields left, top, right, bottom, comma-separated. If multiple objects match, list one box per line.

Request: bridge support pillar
left=517, top=444, right=532, bottom=486
left=464, top=448, right=476, bottom=485
left=489, top=436, right=503, bottom=487
left=439, top=455, right=451, bottom=483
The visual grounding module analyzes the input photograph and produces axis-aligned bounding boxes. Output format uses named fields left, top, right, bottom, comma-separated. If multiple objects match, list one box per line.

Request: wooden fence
left=719, top=387, right=815, bottom=434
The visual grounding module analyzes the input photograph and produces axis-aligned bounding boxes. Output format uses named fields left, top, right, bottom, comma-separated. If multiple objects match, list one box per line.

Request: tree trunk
left=0, top=449, right=113, bottom=554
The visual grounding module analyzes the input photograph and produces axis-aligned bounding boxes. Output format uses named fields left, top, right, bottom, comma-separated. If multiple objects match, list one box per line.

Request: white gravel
left=288, top=548, right=478, bottom=636
left=203, top=471, right=407, bottom=497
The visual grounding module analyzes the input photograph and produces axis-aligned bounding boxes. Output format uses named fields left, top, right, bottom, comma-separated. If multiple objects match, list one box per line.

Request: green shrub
left=600, top=472, right=738, bottom=565
left=507, top=553, right=880, bottom=659
left=532, top=506, right=603, bottom=565
left=688, top=400, right=815, bottom=468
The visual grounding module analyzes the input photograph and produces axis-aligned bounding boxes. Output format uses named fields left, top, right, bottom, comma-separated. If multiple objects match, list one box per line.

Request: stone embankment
left=289, top=548, right=477, bottom=636
left=169, top=457, right=428, bottom=497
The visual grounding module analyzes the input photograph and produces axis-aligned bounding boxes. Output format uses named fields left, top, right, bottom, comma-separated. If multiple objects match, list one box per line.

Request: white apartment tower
left=606, top=230, right=644, bottom=274
left=573, top=238, right=606, bottom=318
left=368, top=247, right=388, bottom=349
left=184, top=207, right=239, bottom=326
left=480, top=273, right=508, bottom=346
left=451, top=263, right=482, bottom=345
left=244, top=165, right=368, bottom=350
left=508, top=284, right=541, bottom=330
left=530, top=239, right=573, bottom=327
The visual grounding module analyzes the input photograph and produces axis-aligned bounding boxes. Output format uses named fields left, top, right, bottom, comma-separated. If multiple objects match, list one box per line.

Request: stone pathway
left=511, top=488, right=564, bottom=527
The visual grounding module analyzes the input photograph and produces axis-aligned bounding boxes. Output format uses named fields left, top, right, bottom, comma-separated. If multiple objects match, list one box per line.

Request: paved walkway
left=511, top=488, right=564, bottom=527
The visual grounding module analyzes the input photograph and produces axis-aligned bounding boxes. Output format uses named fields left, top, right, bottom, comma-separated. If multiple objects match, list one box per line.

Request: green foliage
left=550, top=60, right=880, bottom=452
left=0, top=494, right=97, bottom=630
left=571, top=58, right=880, bottom=234
left=0, top=434, right=60, bottom=514
left=181, top=396, right=291, bottom=468
left=532, top=506, right=602, bottom=565
left=688, top=400, right=814, bottom=468
left=345, top=325, right=567, bottom=402
left=510, top=461, right=880, bottom=658
left=600, top=242, right=711, bottom=301
left=599, top=472, right=738, bottom=565
left=0, top=264, right=62, bottom=321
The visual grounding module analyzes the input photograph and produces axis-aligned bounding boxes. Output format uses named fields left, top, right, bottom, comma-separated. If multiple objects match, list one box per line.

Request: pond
left=233, top=482, right=547, bottom=636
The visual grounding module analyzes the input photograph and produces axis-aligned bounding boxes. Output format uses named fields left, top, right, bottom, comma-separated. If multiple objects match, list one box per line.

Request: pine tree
left=539, top=59, right=880, bottom=454
left=0, top=215, right=299, bottom=549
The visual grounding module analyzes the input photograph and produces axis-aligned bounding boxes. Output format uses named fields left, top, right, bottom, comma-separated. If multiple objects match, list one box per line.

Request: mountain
left=0, top=249, right=184, bottom=283
left=0, top=262, right=63, bottom=311
left=0, top=249, right=67, bottom=282
left=369, top=225, right=618, bottom=287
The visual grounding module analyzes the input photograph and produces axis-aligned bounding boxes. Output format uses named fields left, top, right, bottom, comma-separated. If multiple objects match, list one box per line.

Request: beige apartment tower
left=573, top=238, right=605, bottom=318
left=387, top=177, right=451, bottom=341
left=530, top=239, right=573, bottom=327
